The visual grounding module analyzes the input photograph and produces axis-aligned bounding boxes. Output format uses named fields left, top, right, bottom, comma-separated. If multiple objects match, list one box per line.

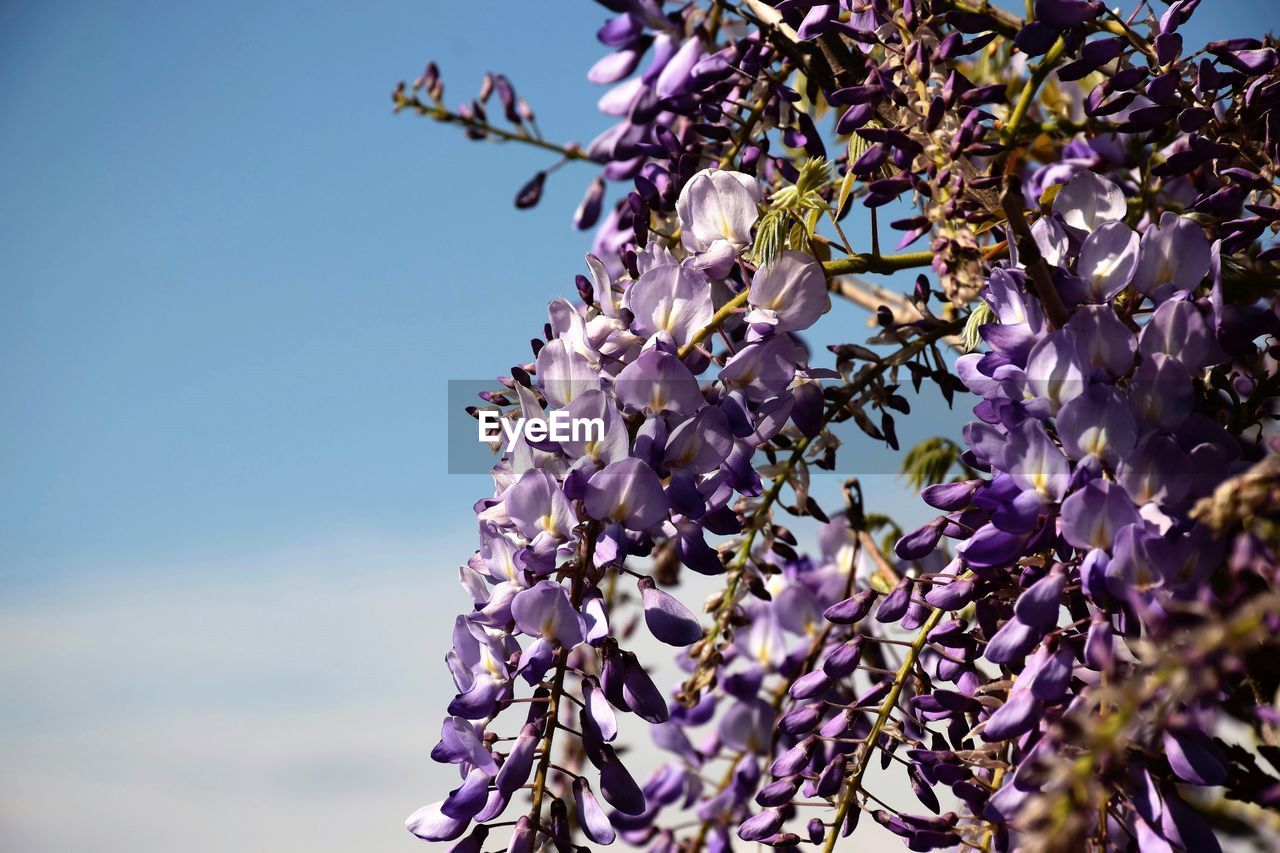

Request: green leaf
left=961, top=301, right=995, bottom=353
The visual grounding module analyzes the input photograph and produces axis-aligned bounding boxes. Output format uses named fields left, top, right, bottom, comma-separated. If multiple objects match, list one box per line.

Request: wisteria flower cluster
left=396, top=1, right=1280, bottom=850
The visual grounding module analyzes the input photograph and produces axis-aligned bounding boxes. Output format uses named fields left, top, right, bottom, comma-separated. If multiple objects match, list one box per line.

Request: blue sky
left=2, top=1, right=1277, bottom=850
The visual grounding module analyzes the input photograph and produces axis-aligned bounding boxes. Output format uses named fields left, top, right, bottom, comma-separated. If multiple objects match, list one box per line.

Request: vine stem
left=681, top=317, right=964, bottom=704
left=821, top=605, right=947, bottom=853
left=395, top=93, right=591, bottom=163
left=823, top=250, right=936, bottom=277
left=687, top=535, right=867, bottom=852
left=997, top=35, right=1067, bottom=174
left=526, top=523, right=597, bottom=830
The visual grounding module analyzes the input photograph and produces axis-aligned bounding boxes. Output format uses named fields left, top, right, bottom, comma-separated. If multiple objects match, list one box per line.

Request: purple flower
left=1138, top=297, right=1224, bottom=372
left=1057, top=384, right=1138, bottom=466
left=1065, top=305, right=1136, bottom=377
left=656, top=37, right=703, bottom=98
left=982, top=683, right=1039, bottom=741
left=536, top=338, right=601, bottom=408
left=1060, top=479, right=1142, bottom=551
left=677, top=168, right=761, bottom=278
left=718, top=335, right=799, bottom=403
left=1076, top=221, right=1140, bottom=302
left=442, top=766, right=493, bottom=820
left=405, top=800, right=470, bottom=842
left=1025, top=331, right=1086, bottom=415
left=432, top=716, right=500, bottom=775
left=500, top=469, right=576, bottom=542
left=1014, top=568, right=1066, bottom=630
left=624, top=263, right=715, bottom=347
left=746, top=250, right=832, bottom=332
left=1133, top=211, right=1211, bottom=294
left=585, top=457, right=668, bottom=530
left=985, top=616, right=1040, bottom=665
left=511, top=580, right=585, bottom=648
left=1052, top=171, right=1127, bottom=235
left=615, top=348, right=704, bottom=415
left=1002, top=420, right=1071, bottom=502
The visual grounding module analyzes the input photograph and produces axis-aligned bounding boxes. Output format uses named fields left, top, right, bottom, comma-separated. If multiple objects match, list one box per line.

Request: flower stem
left=821, top=605, right=946, bottom=852
left=526, top=524, right=597, bottom=832
left=822, top=250, right=936, bottom=277
left=395, top=93, right=591, bottom=163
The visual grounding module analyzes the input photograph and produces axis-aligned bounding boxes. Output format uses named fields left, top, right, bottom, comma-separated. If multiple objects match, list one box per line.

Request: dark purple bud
left=573, top=777, right=616, bottom=844
left=984, top=617, right=1040, bottom=665
left=1028, top=645, right=1073, bottom=701
left=807, top=818, right=824, bottom=845
left=1145, top=71, right=1179, bottom=104
left=829, top=84, right=880, bottom=106
left=1083, top=618, right=1113, bottom=670
left=924, top=578, right=975, bottom=610
left=582, top=675, right=618, bottom=742
left=756, top=775, right=801, bottom=807
left=852, top=142, right=889, bottom=175
left=836, top=102, right=875, bottom=134
left=910, top=765, right=941, bottom=814
left=769, top=737, right=816, bottom=777
left=1164, top=727, right=1227, bottom=786
left=639, top=576, right=703, bottom=647
left=1110, top=66, right=1149, bottom=91
left=1216, top=47, right=1278, bottom=73
left=496, top=724, right=539, bottom=797
left=447, top=825, right=489, bottom=853
left=596, top=14, right=640, bottom=47
left=981, top=688, right=1039, bottom=741
left=1015, top=21, right=1059, bottom=56
left=815, top=754, right=847, bottom=797
left=514, top=171, right=546, bottom=210
left=876, top=577, right=913, bottom=623
left=821, top=708, right=855, bottom=738
left=738, top=808, right=784, bottom=842
left=934, top=31, right=963, bottom=61
left=823, top=636, right=867, bottom=678
left=598, top=747, right=647, bottom=815
left=1156, top=32, right=1183, bottom=64
left=959, top=83, right=1006, bottom=106
left=779, top=702, right=824, bottom=735
left=896, top=519, right=944, bottom=559
left=507, top=816, right=536, bottom=853
left=1012, top=569, right=1065, bottom=630
left=441, top=767, right=492, bottom=820
left=922, top=481, right=978, bottom=511
left=1177, top=108, right=1208, bottom=133
left=824, top=589, right=877, bottom=624
left=491, top=74, right=519, bottom=123
left=574, top=177, right=606, bottom=230
left=600, top=649, right=629, bottom=712
left=856, top=678, right=893, bottom=708
left=1034, top=0, right=1100, bottom=30
left=622, top=656, right=670, bottom=724
left=924, top=96, right=946, bottom=132
left=790, top=669, right=833, bottom=700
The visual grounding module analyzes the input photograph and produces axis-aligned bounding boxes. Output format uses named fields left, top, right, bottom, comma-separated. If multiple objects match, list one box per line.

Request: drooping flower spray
left=397, top=1, right=1280, bottom=850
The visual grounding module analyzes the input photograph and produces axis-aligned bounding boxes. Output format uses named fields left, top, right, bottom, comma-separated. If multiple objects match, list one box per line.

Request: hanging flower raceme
left=398, top=0, right=1280, bottom=849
